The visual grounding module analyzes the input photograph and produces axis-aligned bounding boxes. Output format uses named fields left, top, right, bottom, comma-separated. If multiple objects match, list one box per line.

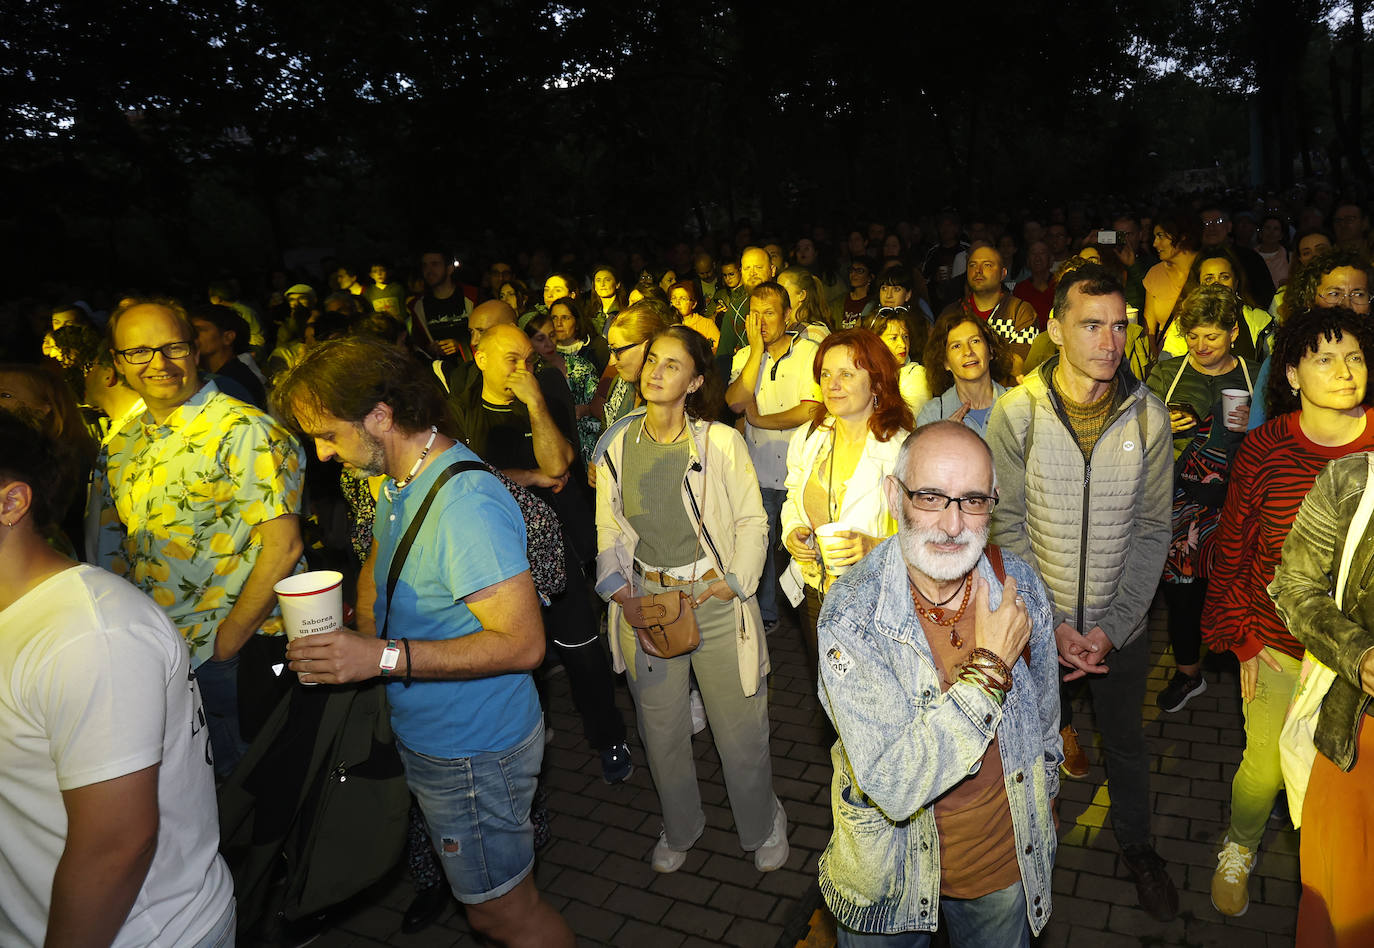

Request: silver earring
left=1291, top=387, right=1299, bottom=396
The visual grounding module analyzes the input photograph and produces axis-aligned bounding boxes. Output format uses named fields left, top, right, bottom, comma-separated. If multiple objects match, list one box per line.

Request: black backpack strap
left=379, top=460, right=487, bottom=640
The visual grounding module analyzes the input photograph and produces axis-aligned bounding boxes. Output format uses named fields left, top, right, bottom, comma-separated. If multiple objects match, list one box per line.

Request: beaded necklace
left=909, top=572, right=973, bottom=648
left=384, top=426, right=438, bottom=501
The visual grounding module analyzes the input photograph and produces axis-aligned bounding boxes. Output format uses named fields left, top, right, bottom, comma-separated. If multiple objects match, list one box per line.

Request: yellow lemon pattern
left=91, top=381, right=306, bottom=666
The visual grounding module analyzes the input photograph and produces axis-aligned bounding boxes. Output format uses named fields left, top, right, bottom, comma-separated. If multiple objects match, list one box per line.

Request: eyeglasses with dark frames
left=893, top=483, right=997, bottom=516
left=610, top=339, right=645, bottom=359
left=113, top=341, right=194, bottom=364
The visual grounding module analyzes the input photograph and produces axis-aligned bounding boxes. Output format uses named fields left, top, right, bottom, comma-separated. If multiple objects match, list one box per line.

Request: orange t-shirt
left=914, top=583, right=1022, bottom=898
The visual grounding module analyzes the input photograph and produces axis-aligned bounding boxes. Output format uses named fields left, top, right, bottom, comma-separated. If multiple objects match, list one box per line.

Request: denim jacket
left=816, top=538, right=1062, bottom=936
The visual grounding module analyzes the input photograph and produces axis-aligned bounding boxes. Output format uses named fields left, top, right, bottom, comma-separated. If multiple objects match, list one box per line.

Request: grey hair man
left=817, top=421, right=1060, bottom=946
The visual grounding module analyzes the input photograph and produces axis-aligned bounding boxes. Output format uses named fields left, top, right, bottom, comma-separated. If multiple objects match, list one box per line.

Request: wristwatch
left=379, top=639, right=401, bottom=675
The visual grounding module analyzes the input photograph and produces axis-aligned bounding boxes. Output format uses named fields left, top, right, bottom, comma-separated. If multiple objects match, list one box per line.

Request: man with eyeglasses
left=1199, top=205, right=1276, bottom=309
left=986, top=264, right=1178, bottom=922
left=816, top=421, right=1061, bottom=947
left=941, top=244, right=1040, bottom=377
left=91, top=297, right=307, bottom=778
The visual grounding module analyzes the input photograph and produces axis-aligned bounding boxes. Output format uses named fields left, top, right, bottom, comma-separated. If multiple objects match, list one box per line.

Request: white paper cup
left=274, top=570, right=344, bottom=684
left=1220, top=389, right=1251, bottom=431
left=813, top=523, right=852, bottom=578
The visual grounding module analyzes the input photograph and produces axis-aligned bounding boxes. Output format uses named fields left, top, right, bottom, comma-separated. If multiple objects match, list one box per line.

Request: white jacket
left=592, top=408, right=771, bottom=695
left=781, top=418, right=909, bottom=590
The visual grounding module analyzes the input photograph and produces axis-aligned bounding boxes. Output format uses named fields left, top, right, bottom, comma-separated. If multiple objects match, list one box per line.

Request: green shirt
left=622, top=419, right=698, bottom=569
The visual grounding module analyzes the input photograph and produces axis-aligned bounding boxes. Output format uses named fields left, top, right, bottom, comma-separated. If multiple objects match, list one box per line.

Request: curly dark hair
left=646, top=325, right=724, bottom=422
left=1279, top=246, right=1372, bottom=322
left=921, top=309, right=1015, bottom=396
left=1265, top=306, right=1374, bottom=418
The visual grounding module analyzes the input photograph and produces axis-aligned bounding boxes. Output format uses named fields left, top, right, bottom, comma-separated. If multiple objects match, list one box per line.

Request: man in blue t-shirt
left=275, top=336, right=574, bottom=948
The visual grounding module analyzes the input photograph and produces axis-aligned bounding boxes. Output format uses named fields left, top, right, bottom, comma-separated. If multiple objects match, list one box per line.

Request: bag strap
left=379, top=460, right=486, bottom=640
left=688, top=422, right=708, bottom=583
left=1335, top=453, right=1374, bottom=609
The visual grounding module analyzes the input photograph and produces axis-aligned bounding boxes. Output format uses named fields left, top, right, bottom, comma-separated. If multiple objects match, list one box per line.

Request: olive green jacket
left=1269, top=452, right=1374, bottom=772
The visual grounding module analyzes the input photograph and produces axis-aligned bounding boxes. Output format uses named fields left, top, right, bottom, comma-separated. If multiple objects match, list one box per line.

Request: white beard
left=897, top=506, right=989, bottom=582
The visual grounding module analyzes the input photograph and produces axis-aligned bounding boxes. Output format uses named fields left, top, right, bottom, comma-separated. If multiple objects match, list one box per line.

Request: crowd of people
left=4, top=189, right=1374, bottom=947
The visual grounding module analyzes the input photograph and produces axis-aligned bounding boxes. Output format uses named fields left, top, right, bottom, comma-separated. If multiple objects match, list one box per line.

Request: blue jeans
left=397, top=720, right=544, bottom=904
left=759, top=486, right=786, bottom=624
left=194, top=655, right=248, bottom=779
left=835, top=881, right=1030, bottom=947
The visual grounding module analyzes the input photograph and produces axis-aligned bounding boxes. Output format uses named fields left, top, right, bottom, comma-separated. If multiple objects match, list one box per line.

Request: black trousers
left=539, top=553, right=625, bottom=752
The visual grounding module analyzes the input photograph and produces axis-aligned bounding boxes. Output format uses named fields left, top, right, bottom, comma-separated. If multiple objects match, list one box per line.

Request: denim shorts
left=397, top=720, right=543, bottom=904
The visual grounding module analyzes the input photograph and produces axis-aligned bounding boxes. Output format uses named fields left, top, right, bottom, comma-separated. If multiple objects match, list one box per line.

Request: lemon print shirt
left=92, top=381, right=306, bottom=667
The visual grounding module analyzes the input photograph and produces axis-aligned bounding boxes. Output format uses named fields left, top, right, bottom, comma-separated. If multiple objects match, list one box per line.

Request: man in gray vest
left=985, top=263, right=1177, bottom=921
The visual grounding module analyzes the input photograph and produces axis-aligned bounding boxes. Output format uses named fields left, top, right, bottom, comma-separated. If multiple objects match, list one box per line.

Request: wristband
left=402, top=637, right=413, bottom=688
left=380, top=639, right=401, bottom=675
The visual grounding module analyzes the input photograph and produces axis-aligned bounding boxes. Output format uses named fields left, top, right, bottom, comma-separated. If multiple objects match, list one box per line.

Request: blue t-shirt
left=1249, top=356, right=1273, bottom=430
left=372, top=442, right=539, bottom=757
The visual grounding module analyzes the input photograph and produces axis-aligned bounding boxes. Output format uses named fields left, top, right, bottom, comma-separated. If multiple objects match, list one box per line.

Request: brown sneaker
left=1060, top=725, right=1089, bottom=779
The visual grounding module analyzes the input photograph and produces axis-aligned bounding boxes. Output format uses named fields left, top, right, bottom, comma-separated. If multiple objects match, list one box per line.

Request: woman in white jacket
left=781, top=328, right=915, bottom=685
left=592, top=325, right=789, bottom=876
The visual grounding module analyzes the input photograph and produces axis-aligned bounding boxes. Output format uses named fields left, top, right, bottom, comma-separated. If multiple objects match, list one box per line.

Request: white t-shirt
left=0, top=565, right=232, bottom=947
left=731, top=333, right=823, bottom=489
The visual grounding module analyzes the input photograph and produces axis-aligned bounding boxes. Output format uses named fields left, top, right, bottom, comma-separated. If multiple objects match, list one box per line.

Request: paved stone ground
left=308, top=592, right=1300, bottom=947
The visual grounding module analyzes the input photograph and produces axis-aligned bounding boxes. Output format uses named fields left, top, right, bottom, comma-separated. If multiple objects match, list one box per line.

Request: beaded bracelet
left=960, top=653, right=1012, bottom=693
left=963, top=662, right=1010, bottom=693
left=968, top=647, right=1014, bottom=685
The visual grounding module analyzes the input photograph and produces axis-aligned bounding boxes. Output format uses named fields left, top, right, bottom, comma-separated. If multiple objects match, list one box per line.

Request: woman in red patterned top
left=1201, top=305, right=1374, bottom=918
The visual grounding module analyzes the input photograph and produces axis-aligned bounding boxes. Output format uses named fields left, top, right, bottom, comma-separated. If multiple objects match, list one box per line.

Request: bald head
left=887, top=421, right=997, bottom=581
left=474, top=323, right=535, bottom=405
left=470, top=299, right=517, bottom=348
left=476, top=321, right=528, bottom=356
left=894, top=421, right=995, bottom=493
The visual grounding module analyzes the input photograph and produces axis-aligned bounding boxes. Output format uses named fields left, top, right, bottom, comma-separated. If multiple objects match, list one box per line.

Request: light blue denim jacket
left=816, top=538, right=1062, bottom=936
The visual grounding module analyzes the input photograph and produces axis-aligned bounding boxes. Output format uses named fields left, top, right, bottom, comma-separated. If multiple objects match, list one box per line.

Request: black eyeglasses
left=894, top=483, right=997, bottom=516
left=113, top=341, right=194, bottom=364
left=877, top=306, right=910, bottom=316
left=610, top=339, right=645, bottom=358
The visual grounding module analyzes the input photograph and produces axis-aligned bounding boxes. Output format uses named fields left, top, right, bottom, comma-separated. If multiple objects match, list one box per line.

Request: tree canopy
left=2, top=0, right=1370, bottom=285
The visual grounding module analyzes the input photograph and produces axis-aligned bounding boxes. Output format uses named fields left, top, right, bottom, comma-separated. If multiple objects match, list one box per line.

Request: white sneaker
left=690, top=688, right=707, bottom=735
left=652, top=832, right=688, bottom=873
left=754, top=803, right=789, bottom=871
left=1211, top=838, right=1256, bottom=917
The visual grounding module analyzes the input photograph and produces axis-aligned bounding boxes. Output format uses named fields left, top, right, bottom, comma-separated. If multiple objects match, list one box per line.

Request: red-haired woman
left=780, top=329, right=915, bottom=683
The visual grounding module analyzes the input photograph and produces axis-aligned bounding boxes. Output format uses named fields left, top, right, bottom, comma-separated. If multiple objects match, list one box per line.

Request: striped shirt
left=1201, top=409, right=1374, bottom=660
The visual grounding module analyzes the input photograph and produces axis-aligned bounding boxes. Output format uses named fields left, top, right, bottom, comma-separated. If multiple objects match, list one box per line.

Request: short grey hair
left=893, top=421, right=998, bottom=493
